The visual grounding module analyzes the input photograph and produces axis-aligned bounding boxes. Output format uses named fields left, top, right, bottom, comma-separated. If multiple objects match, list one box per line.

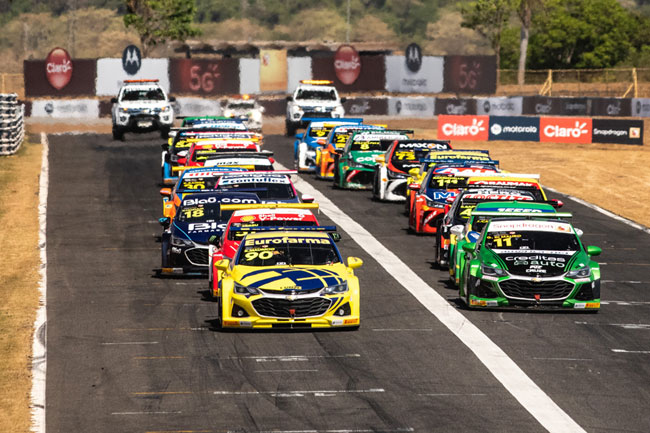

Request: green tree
left=123, top=0, right=200, bottom=56
left=528, top=0, right=637, bottom=69
left=461, top=0, right=516, bottom=82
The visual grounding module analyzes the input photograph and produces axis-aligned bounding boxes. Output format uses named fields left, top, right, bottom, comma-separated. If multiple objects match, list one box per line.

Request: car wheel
left=160, top=127, right=170, bottom=139
left=372, top=171, right=380, bottom=199
left=285, top=122, right=296, bottom=137
left=161, top=235, right=170, bottom=268
left=112, top=126, right=124, bottom=141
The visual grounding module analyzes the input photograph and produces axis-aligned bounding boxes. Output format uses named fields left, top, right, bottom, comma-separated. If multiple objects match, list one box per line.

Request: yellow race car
left=214, top=227, right=362, bottom=329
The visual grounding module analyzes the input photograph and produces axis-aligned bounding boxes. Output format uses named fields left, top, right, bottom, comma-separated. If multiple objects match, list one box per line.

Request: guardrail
left=0, top=94, right=25, bottom=156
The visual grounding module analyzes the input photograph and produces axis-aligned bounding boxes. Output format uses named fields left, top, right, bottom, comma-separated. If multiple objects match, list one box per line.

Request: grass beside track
left=0, top=137, right=42, bottom=432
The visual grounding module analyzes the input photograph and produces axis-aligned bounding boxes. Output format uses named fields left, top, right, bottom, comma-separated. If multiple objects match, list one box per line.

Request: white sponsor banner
left=239, top=58, right=260, bottom=95
left=385, top=56, right=444, bottom=93
left=31, top=99, right=99, bottom=118
left=96, top=58, right=170, bottom=96
left=387, top=97, right=434, bottom=117
left=632, top=98, right=650, bottom=117
left=477, top=96, right=523, bottom=115
left=175, top=97, right=222, bottom=117
left=287, top=57, right=312, bottom=93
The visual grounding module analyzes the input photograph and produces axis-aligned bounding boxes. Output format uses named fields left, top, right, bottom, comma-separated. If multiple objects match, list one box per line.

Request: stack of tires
left=0, top=94, right=25, bottom=156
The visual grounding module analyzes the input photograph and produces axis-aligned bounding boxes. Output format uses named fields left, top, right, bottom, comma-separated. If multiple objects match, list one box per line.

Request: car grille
left=303, top=112, right=332, bottom=118
left=346, top=170, right=374, bottom=186
left=499, top=279, right=574, bottom=300
left=185, top=247, right=209, bottom=266
left=252, top=297, right=332, bottom=318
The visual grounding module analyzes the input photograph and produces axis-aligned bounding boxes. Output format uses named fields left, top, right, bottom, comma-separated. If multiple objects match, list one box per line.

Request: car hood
left=118, top=100, right=169, bottom=109
left=487, top=249, right=580, bottom=278
left=349, top=150, right=382, bottom=167
left=234, top=265, right=348, bottom=292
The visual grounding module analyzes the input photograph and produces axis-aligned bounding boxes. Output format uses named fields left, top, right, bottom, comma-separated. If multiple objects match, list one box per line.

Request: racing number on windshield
left=183, top=180, right=205, bottom=190
left=359, top=143, right=370, bottom=150
left=244, top=250, right=274, bottom=261
left=335, top=135, right=348, bottom=145
left=435, top=178, right=459, bottom=187
left=492, top=237, right=513, bottom=248
left=394, top=151, right=415, bottom=160
left=182, top=208, right=204, bottom=218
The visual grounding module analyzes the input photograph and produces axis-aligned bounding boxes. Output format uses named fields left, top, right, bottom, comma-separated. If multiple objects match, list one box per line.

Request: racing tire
left=112, top=126, right=124, bottom=141
left=161, top=235, right=170, bottom=268
left=285, top=121, right=296, bottom=137
left=332, top=157, right=341, bottom=188
left=160, top=127, right=170, bottom=139
left=372, top=171, right=380, bottom=200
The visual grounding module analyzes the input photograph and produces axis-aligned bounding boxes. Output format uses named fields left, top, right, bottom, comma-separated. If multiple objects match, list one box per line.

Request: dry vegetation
left=0, top=137, right=42, bottom=433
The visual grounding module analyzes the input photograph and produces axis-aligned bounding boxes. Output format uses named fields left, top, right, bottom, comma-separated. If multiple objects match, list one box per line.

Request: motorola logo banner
left=405, top=43, right=422, bottom=73
left=122, top=45, right=142, bottom=75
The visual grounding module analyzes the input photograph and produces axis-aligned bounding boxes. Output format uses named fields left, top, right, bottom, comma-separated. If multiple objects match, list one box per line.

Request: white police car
left=285, top=80, right=346, bottom=136
left=111, top=79, right=175, bottom=140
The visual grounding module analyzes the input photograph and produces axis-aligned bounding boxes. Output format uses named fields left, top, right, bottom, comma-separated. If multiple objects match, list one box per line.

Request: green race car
left=449, top=201, right=560, bottom=287
left=333, top=130, right=411, bottom=189
left=459, top=215, right=602, bottom=311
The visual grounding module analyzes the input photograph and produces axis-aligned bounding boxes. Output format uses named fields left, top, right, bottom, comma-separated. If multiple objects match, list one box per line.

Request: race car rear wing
left=230, top=225, right=337, bottom=233
left=471, top=211, right=572, bottom=219
left=220, top=203, right=319, bottom=212
left=465, top=172, right=540, bottom=179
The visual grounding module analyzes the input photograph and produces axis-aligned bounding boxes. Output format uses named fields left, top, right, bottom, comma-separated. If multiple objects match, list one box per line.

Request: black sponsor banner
left=488, top=116, right=540, bottom=141
left=24, top=59, right=96, bottom=97
left=443, top=55, right=497, bottom=94
left=434, top=98, right=477, bottom=115
left=522, top=96, right=562, bottom=115
left=590, top=98, right=632, bottom=117
left=311, top=54, right=386, bottom=91
left=592, top=118, right=643, bottom=145
left=343, top=97, right=388, bottom=116
left=557, top=97, right=590, bottom=116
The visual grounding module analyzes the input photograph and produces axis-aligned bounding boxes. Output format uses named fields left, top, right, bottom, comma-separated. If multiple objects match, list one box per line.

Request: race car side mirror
left=215, top=259, right=230, bottom=271
left=450, top=225, right=464, bottom=238
left=462, top=243, right=477, bottom=253
left=331, top=233, right=342, bottom=242
left=316, top=138, right=327, bottom=146
left=575, top=228, right=584, bottom=237
left=347, top=256, right=363, bottom=269
left=208, top=235, right=221, bottom=247
left=177, top=157, right=186, bottom=165
left=375, top=154, right=385, bottom=164
left=159, top=188, right=172, bottom=197
left=110, top=97, right=117, bottom=103
left=549, top=199, right=564, bottom=208
left=301, top=194, right=315, bottom=203
left=286, top=95, right=293, bottom=101
left=408, top=183, right=420, bottom=191
left=586, top=245, right=602, bottom=257
left=158, top=217, right=170, bottom=228
left=295, top=133, right=304, bottom=140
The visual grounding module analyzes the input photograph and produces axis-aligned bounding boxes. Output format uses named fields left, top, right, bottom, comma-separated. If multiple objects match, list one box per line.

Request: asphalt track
left=45, top=132, right=650, bottom=433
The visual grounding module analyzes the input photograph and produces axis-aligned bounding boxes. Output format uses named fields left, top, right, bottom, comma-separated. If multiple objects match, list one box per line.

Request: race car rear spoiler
left=220, top=203, right=319, bottom=211
left=230, top=225, right=337, bottom=233
left=465, top=172, right=540, bottom=179
left=471, top=211, right=572, bottom=219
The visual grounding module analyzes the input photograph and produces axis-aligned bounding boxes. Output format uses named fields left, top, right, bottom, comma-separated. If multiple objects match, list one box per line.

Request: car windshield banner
left=488, top=116, right=540, bottom=141
left=592, top=118, right=643, bottom=145
left=437, top=115, right=489, bottom=141
left=540, top=117, right=592, bottom=144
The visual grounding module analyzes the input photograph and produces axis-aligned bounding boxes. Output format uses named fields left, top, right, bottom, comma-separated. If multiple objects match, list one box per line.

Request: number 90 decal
left=244, top=250, right=274, bottom=261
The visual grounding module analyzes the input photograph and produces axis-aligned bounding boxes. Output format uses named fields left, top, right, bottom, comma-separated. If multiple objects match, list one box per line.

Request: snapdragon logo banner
left=488, top=116, right=540, bottom=141
left=592, top=118, right=643, bottom=145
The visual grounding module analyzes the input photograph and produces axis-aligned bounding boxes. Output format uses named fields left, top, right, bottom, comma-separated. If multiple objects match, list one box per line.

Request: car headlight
left=170, top=234, right=193, bottom=247
left=160, top=105, right=171, bottom=112
left=567, top=266, right=590, bottom=278
left=425, top=197, right=445, bottom=208
left=323, top=282, right=348, bottom=294
left=121, top=107, right=128, bottom=112
left=481, top=264, right=507, bottom=277
left=234, top=282, right=260, bottom=296
left=251, top=111, right=262, bottom=122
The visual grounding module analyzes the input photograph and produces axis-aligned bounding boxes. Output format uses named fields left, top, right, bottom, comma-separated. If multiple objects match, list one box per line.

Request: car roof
left=243, top=230, right=331, bottom=240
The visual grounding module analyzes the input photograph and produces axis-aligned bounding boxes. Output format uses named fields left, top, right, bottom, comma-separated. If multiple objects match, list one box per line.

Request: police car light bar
left=472, top=211, right=572, bottom=218
left=220, top=203, right=319, bottom=211
left=231, top=225, right=337, bottom=233
left=300, top=80, right=334, bottom=85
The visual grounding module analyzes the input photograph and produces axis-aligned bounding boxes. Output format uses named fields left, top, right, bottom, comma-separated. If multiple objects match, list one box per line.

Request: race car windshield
left=178, top=177, right=219, bottom=191
left=228, top=221, right=317, bottom=241
left=295, top=89, right=337, bottom=101
left=177, top=203, right=233, bottom=223
left=309, top=126, right=333, bottom=137
left=350, top=139, right=394, bottom=152
left=391, top=148, right=430, bottom=169
left=237, top=237, right=341, bottom=266
left=217, top=181, right=295, bottom=200
left=191, top=149, right=257, bottom=162
left=428, top=175, right=469, bottom=189
left=227, top=102, right=256, bottom=109
left=121, top=88, right=165, bottom=101
left=485, top=231, right=580, bottom=252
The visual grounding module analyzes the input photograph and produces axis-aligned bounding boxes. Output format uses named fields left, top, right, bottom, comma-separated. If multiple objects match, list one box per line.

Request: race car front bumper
left=164, top=244, right=210, bottom=275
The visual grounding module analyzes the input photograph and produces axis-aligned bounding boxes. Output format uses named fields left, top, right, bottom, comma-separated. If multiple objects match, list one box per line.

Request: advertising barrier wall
left=437, top=114, right=489, bottom=140
left=169, top=58, right=238, bottom=95
left=25, top=59, right=96, bottom=97
left=239, top=58, right=260, bottom=95
left=343, top=97, right=388, bottom=116
left=96, top=58, right=170, bottom=96
left=443, top=55, right=497, bottom=94
left=175, top=97, right=222, bottom=117
left=311, top=54, right=386, bottom=91
left=592, top=118, right=643, bottom=145
left=287, top=57, right=312, bottom=93
left=632, top=98, right=650, bottom=117
left=590, top=97, right=632, bottom=117
left=434, top=98, right=477, bottom=115
left=259, top=49, right=288, bottom=92
left=477, top=96, right=523, bottom=116
left=387, top=97, right=434, bottom=117
left=385, top=55, right=444, bottom=93
left=522, top=96, right=561, bottom=115
left=488, top=116, right=539, bottom=141
left=539, top=117, right=592, bottom=143
left=31, top=98, right=99, bottom=118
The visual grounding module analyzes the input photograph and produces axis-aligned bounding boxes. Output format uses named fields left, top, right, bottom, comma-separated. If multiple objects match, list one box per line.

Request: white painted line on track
left=31, top=132, right=48, bottom=433
left=602, top=280, right=645, bottom=284
left=101, top=341, right=160, bottom=345
left=544, top=186, right=650, bottom=235
left=285, top=164, right=587, bottom=433
left=602, top=300, right=650, bottom=306
left=111, top=411, right=182, bottom=415
left=372, top=328, right=433, bottom=332
left=230, top=354, right=361, bottom=363
left=533, top=358, right=592, bottom=362
left=611, top=349, right=650, bottom=354
left=419, top=393, right=487, bottom=396
left=575, top=322, right=650, bottom=330
left=254, top=369, right=319, bottom=373
left=254, top=429, right=414, bottom=433
left=212, top=388, right=384, bottom=397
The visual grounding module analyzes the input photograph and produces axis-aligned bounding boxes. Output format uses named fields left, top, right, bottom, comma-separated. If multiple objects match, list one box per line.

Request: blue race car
left=293, top=118, right=362, bottom=172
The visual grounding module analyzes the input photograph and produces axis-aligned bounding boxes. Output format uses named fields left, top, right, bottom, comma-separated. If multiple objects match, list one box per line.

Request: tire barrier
left=0, top=94, right=26, bottom=156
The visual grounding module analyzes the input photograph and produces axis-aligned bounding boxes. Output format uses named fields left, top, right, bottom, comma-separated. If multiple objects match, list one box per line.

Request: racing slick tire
left=372, top=171, right=381, bottom=200
left=112, top=126, right=125, bottom=141
left=285, top=121, right=297, bottom=137
left=161, top=234, right=171, bottom=268
left=160, top=126, right=171, bottom=139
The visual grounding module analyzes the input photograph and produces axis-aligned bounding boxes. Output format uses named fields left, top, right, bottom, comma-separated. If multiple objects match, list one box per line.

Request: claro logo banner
left=540, top=117, right=592, bottom=144
left=437, top=115, right=489, bottom=140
